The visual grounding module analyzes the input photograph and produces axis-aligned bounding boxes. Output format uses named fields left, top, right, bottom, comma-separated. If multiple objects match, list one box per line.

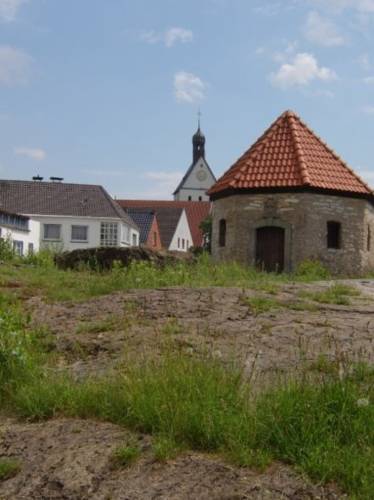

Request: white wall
left=27, top=215, right=139, bottom=251
left=169, top=210, right=193, bottom=252
left=175, top=158, right=215, bottom=202
left=0, top=219, right=40, bottom=255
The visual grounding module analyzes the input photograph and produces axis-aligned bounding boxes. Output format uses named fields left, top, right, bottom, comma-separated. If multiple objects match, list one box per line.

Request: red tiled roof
left=118, top=200, right=211, bottom=247
left=208, top=110, right=373, bottom=198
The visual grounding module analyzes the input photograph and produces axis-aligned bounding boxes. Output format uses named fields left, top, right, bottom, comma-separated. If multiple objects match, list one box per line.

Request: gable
left=174, top=158, right=216, bottom=194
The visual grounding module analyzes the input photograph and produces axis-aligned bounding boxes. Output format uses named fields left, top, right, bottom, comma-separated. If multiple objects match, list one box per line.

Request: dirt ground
left=1, top=279, right=373, bottom=499
left=27, top=280, right=374, bottom=378
left=0, top=418, right=344, bottom=499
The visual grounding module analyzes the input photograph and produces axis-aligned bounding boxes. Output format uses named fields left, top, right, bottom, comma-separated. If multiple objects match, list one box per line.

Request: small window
left=327, top=221, right=341, bottom=249
left=71, top=225, right=88, bottom=242
left=153, top=232, right=157, bottom=247
left=182, top=239, right=185, bottom=249
left=132, top=233, right=137, bottom=246
left=28, top=243, right=34, bottom=255
left=198, top=196, right=202, bottom=202
left=368, top=225, right=371, bottom=252
left=219, top=219, right=226, bottom=247
left=13, top=240, right=23, bottom=256
left=178, top=237, right=180, bottom=249
left=187, top=240, right=189, bottom=249
left=43, top=224, right=61, bottom=241
left=188, top=196, right=192, bottom=201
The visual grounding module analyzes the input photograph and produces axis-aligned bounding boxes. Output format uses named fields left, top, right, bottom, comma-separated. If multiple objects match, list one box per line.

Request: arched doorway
left=256, top=226, right=285, bottom=272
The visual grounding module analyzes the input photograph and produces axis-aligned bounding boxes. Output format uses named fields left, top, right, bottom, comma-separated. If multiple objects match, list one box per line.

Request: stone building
left=173, top=121, right=216, bottom=202
left=208, top=110, right=374, bottom=275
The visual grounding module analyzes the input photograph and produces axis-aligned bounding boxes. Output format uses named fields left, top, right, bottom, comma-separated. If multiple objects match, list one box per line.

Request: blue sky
left=0, top=0, right=374, bottom=199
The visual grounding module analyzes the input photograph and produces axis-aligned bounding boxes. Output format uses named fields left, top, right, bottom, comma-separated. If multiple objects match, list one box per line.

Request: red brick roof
left=118, top=200, right=211, bottom=247
left=209, top=110, right=373, bottom=198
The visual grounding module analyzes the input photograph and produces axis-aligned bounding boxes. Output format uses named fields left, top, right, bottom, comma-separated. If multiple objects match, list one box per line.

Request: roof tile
left=208, top=110, right=372, bottom=197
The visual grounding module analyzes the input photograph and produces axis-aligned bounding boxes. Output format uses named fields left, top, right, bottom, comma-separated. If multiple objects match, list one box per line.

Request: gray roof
left=0, top=180, right=138, bottom=229
left=125, top=209, right=156, bottom=245
left=152, top=207, right=184, bottom=248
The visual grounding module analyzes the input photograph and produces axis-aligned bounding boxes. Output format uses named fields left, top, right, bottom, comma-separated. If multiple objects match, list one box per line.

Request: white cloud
left=270, top=52, right=337, bottom=89
left=14, top=147, right=46, bottom=160
left=174, top=71, right=206, bottom=103
left=304, top=11, right=345, bottom=46
left=0, top=46, right=32, bottom=86
left=358, top=53, right=371, bottom=71
left=311, top=0, right=374, bottom=13
left=165, top=28, right=193, bottom=47
left=144, top=171, right=184, bottom=198
left=0, top=0, right=27, bottom=22
left=361, top=105, right=374, bottom=114
left=363, top=76, right=374, bottom=83
left=141, top=27, right=193, bottom=48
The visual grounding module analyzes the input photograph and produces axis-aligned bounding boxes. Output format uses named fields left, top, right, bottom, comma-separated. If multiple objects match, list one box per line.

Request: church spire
left=192, top=110, right=205, bottom=164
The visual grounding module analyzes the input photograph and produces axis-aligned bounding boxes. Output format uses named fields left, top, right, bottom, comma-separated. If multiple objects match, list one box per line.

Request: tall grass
left=0, top=254, right=331, bottom=302
left=3, top=338, right=373, bottom=498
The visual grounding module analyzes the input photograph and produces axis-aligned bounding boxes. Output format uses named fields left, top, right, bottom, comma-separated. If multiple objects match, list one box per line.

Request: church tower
left=173, top=118, right=216, bottom=202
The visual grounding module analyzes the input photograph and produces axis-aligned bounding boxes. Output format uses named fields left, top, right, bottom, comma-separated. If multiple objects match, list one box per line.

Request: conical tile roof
left=209, top=111, right=372, bottom=198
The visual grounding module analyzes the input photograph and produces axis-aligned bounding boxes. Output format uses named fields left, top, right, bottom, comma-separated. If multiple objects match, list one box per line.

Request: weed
left=0, top=459, right=21, bottom=481
left=245, top=296, right=281, bottom=315
left=300, top=284, right=360, bottom=305
left=112, top=443, right=140, bottom=468
left=161, top=318, right=183, bottom=335
left=153, top=435, right=181, bottom=462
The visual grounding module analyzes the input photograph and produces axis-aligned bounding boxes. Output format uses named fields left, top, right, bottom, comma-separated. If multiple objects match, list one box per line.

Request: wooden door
left=256, top=226, right=285, bottom=273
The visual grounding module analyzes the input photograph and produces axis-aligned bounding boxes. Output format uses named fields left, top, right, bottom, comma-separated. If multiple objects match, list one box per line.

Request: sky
left=0, top=0, right=374, bottom=199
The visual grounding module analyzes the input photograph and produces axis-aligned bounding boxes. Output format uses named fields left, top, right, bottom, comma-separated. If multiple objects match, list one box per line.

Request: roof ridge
left=295, top=115, right=373, bottom=195
left=287, top=114, right=311, bottom=186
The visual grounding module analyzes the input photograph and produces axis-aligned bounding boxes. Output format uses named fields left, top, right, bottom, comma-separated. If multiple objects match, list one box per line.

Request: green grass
left=3, top=345, right=372, bottom=498
left=245, top=296, right=281, bottom=315
left=112, top=443, right=141, bottom=468
left=152, top=435, right=181, bottom=462
left=0, top=459, right=21, bottom=481
left=300, top=284, right=360, bottom=305
left=0, top=254, right=332, bottom=303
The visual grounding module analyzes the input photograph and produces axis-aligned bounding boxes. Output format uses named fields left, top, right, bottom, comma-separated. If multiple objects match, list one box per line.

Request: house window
left=132, top=233, right=137, bottom=246
left=368, top=225, right=371, bottom=252
left=327, top=221, right=341, bottom=249
left=13, top=240, right=23, bottom=256
left=43, top=224, right=61, bottom=241
left=198, top=196, right=202, bottom=201
left=187, top=240, right=189, bottom=249
left=178, top=237, right=180, bottom=249
left=219, top=219, right=226, bottom=247
left=28, top=243, right=34, bottom=255
left=188, top=196, right=192, bottom=201
left=71, top=225, right=88, bottom=242
left=182, top=238, right=185, bottom=249
left=100, top=222, right=118, bottom=247
left=153, top=232, right=157, bottom=247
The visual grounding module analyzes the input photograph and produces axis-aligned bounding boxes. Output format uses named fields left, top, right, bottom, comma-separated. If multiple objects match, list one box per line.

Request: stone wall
left=211, top=192, right=374, bottom=275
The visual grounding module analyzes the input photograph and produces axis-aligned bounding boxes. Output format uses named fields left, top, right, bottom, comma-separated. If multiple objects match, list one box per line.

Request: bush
left=0, top=237, right=14, bottom=261
left=295, top=260, right=330, bottom=281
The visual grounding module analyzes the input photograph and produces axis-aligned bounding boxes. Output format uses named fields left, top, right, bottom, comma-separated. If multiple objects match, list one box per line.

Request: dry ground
left=1, top=279, right=373, bottom=499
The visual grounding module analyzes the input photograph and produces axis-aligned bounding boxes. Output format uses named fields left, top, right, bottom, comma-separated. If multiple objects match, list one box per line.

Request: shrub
left=295, top=260, right=330, bottom=281
left=0, top=237, right=14, bottom=261
left=112, top=443, right=140, bottom=468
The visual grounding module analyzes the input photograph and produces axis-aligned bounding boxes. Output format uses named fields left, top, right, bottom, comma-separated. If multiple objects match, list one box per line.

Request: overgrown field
left=0, top=251, right=331, bottom=302
left=0, top=255, right=373, bottom=498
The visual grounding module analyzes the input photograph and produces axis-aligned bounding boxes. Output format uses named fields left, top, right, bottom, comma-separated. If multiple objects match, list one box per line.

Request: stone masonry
left=211, top=192, right=374, bottom=275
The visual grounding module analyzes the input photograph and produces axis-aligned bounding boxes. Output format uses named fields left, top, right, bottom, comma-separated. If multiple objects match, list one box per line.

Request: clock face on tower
left=196, top=169, right=207, bottom=182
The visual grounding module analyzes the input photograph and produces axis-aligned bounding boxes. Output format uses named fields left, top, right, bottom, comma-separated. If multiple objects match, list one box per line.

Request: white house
left=0, top=179, right=139, bottom=252
left=119, top=202, right=193, bottom=252
left=0, top=210, right=40, bottom=256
